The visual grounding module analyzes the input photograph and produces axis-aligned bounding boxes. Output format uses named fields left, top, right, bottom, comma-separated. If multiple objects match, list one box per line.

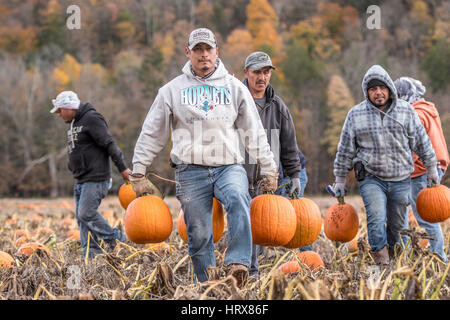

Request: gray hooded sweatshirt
left=132, top=59, right=277, bottom=176
left=333, top=65, right=437, bottom=181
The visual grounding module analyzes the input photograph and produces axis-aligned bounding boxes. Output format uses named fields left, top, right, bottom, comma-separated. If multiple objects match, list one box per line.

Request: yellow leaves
left=410, top=0, right=433, bottom=25
left=246, top=0, right=277, bottom=38
left=51, top=54, right=81, bottom=91
left=160, top=34, right=175, bottom=66
left=52, top=68, right=70, bottom=91
left=245, top=0, right=282, bottom=57
left=222, top=29, right=254, bottom=78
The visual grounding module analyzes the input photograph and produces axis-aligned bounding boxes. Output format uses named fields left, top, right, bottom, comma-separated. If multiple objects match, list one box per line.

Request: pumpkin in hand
left=250, top=194, right=296, bottom=246
left=284, top=197, right=322, bottom=249
left=177, top=198, right=224, bottom=243
left=416, top=184, right=450, bottom=223
left=324, top=197, right=359, bottom=242
left=124, top=195, right=172, bottom=244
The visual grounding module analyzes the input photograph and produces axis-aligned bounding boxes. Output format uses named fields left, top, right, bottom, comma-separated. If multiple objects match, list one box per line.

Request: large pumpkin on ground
left=284, top=197, right=322, bottom=249
left=279, top=251, right=325, bottom=274
left=250, top=194, right=296, bottom=246
left=416, top=185, right=450, bottom=223
left=0, top=251, right=16, bottom=269
left=324, top=198, right=359, bottom=242
left=124, top=195, right=172, bottom=244
left=118, top=183, right=136, bottom=210
left=177, top=198, right=224, bottom=243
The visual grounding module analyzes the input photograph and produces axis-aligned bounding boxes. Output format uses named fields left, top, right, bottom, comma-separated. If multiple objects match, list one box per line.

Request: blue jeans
left=401, top=168, right=447, bottom=262
left=74, top=180, right=126, bottom=257
left=250, top=168, right=311, bottom=275
left=175, top=164, right=252, bottom=283
left=358, top=174, right=411, bottom=252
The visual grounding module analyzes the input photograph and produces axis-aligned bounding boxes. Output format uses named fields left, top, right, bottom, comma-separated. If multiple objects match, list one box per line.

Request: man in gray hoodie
left=332, top=65, right=438, bottom=265
left=129, top=28, right=278, bottom=286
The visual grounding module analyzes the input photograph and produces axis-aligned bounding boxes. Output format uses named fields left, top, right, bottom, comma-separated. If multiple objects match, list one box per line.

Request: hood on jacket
left=362, top=65, right=398, bottom=109
left=181, top=58, right=229, bottom=82
left=242, top=78, right=275, bottom=104
left=74, top=102, right=95, bottom=121
left=413, top=100, right=439, bottom=118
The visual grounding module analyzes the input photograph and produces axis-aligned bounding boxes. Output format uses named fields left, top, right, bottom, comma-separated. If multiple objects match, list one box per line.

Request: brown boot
left=370, top=246, right=390, bottom=265
left=227, top=264, right=249, bottom=288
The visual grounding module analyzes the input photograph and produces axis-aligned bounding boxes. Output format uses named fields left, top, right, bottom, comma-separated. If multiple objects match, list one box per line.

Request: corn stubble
left=0, top=196, right=448, bottom=300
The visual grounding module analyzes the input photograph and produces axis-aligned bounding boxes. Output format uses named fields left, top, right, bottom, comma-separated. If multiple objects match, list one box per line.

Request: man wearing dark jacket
left=51, top=91, right=131, bottom=258
left=242, top=52, right=302, bottom=275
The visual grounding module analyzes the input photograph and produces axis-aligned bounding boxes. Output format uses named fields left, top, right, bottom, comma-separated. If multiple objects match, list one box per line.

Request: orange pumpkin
left=284, top=198, right=322, bottom=249
left=177, top=198, right=225, bottom=243
left=418, top=238, right=429, bottom=249
left=348, top=236, right=359, bottom=252
left=295, top=251, right=325, bottom=271
left=61, top=217, right=75, bottom=229
left=0, top=251, right=16, bottom=269
left=15, top=236, right=29, bottom=246
left=250, top=194, right=297, bottom=246
left=32, top=213, right=43, bottom=223
left=67, top=230, right=81, bottom=240
left=118, top=183, right=136, bottom=210
left=279, top=260, right=301, bottom=274
left=416, top=185, right=450, bottom=223
left=13, top=229, right=31, bottom=239
left=124, top=195, right=173, bottom=244
left=17, top=242, right=52, bottom=256
left=324, top=197, right=359, bottom=242
left=145, top=242, right=172, bottom=252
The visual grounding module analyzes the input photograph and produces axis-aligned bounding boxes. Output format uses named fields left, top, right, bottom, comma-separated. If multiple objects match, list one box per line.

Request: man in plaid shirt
left=332, top=65, right=438, bottom=265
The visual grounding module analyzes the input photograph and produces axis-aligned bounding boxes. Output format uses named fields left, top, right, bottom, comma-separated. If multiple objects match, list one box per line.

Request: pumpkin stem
left=337, top=196, right=345, bottom=205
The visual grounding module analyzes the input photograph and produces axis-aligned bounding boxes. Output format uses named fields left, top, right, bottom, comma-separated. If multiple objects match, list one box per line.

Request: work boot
left=227, top=264, right=249, bottom=288
left=370, top=246, right=390, bottom=265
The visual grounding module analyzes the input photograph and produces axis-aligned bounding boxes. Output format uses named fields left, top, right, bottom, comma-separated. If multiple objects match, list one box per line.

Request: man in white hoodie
left=129, top=28, right=278, bottom=286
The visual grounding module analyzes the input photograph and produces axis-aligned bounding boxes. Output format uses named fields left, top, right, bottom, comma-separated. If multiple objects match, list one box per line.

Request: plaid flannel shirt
left=334, top=65, right=437, bottom=181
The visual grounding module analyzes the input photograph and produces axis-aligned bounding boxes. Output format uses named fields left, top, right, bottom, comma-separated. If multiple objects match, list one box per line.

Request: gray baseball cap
left=187, top=28, right=217, bottom=50
left=244, top=51, right=276, bottom=70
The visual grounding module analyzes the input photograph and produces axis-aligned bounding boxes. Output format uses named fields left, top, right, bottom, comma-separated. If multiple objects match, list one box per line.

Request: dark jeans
left=74, top=180, right=126, bottom=257
left=358, top=174, right=410, bottom=252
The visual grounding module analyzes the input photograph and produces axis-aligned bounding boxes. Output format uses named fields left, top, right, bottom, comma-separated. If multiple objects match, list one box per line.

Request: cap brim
left=50, top=106, right=59, bottom=113
left=188, top=41, right=217, bottom=50
left=247, top=63, right=276, bottom=71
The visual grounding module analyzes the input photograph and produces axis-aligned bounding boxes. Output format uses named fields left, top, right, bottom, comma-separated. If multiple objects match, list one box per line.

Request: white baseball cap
left=187, top=28, right=217, bottom=50
left=50, top=91, right=81, bottom=113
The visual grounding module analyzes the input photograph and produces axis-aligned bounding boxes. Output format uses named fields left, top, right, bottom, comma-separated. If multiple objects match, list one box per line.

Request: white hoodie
left=132, top=59, right=278, bottom=176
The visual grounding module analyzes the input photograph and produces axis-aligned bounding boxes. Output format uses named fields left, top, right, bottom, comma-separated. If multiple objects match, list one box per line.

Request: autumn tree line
left=0, top=0, right=449, bottom=198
